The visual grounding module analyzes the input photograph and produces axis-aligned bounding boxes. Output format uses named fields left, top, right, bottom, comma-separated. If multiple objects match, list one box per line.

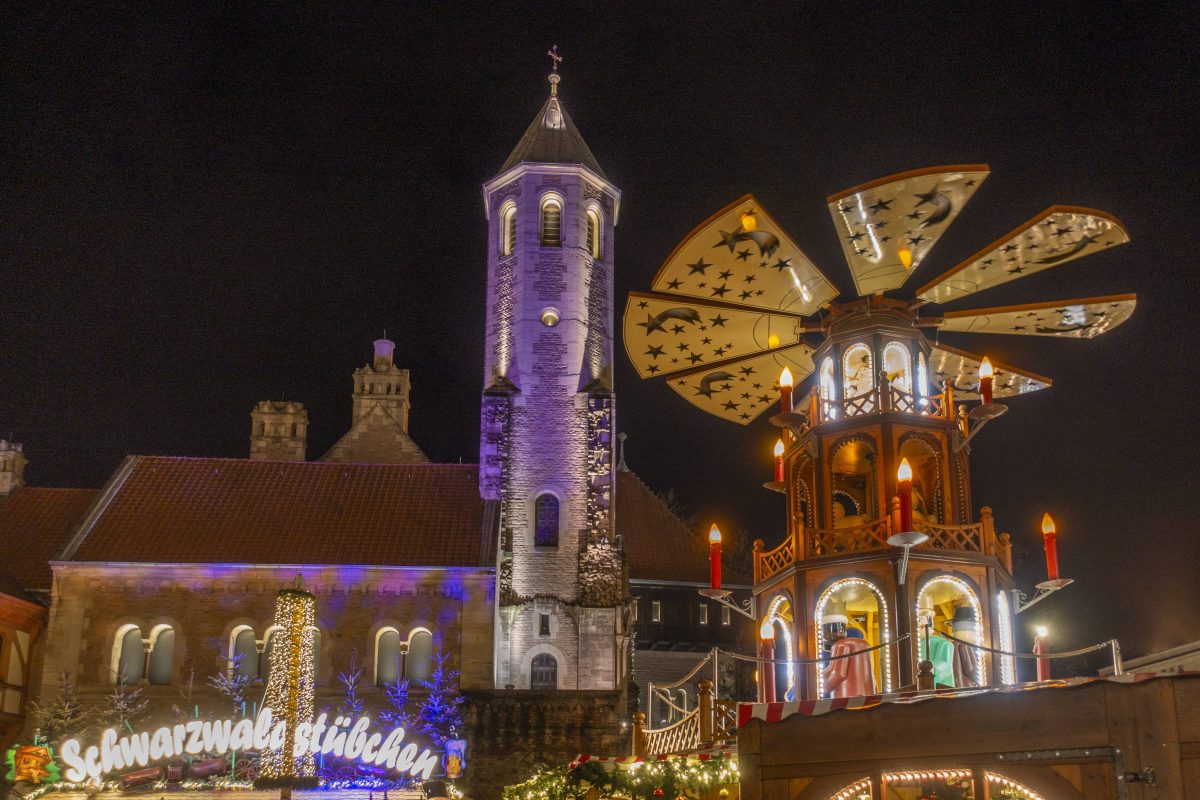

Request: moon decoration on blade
left=622, top=166, right=1135, bottom=425
left=828, top=165, right=990, bottom=297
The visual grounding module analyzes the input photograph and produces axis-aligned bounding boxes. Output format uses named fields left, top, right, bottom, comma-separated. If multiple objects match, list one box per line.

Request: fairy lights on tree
left=257, top=576, right=317, bottom=790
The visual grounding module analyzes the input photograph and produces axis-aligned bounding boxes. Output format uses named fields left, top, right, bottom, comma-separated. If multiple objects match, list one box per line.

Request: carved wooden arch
left=827, top=433, right=880, bottom=524
left=898, top=430, right=946, bottom=523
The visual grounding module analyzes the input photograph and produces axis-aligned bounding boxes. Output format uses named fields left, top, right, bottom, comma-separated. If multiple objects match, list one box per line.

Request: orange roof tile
left=0, top=487, right=98, bottom=590
left=68, top=458, right=488, bottom=568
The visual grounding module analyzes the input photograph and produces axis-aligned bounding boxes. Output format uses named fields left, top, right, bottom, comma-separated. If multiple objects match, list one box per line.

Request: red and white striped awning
left=737, top=672, right=1186, bottom=727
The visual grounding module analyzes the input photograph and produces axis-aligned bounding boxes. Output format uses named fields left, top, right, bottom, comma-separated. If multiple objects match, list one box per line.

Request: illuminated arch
left=762, top=593, right=795, bottom=699
left=915, top=573, right=987, bottom=688
left=819, top=357, right=837, bottom=420
left=882, top=341, right=911, bottom=394
left=996, top=591, right=1017, bottom=685
left=842, top=342, right=874, bottom=411
left=405, top=627, right=434, bottom=681
left=539, top=193, right=563, bottom=246
left=228, top=624, right=258, bottom=680
left=814, top=576, right=892, bottom=694
left=374, top=626, right=403, bottom=686
left=499, top=201, right=517, bottom=256
left=585, top=206, right=603, bottom=258
left=111, top=623, right=144, bottom=685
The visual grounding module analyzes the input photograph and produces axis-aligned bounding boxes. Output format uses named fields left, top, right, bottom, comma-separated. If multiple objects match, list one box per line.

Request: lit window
left=230, top=627, right=259, bottom=680
left=539, top=614, right=551, bottom=637
left=540, top=198, right=562, bottom=246
left=721, top=606, right=731, bottom=625
left=147, top=625, right=174, bottom=686
left=699, top=604, right=709, bottom=624
left=651, top=601, right=661, bottom=622
left=114, top=625, right=144, bottom=685
left=375, top=628, right=402, bottom=686
left=586, top=208, right=602, bottom=258
left=531, top=653, right=557, bottom=689
left=883, top=342, right=912, bottom=395
left=405, top=629, right=433, bottom=681
left=534, top=493, right=560, bottom=547
left=501, top=204, right=517, bottom=256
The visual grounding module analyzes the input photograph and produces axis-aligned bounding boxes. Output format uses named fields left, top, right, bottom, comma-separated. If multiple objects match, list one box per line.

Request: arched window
left=540, top=197, right=562, bottom=246
left=500, top=203, right=517, bottom=256
left=530, top=653, right=557, bottom=689
left=916, top=575, right=986, bottom=688
left=114, top=625, right=144, bottom=685
left=534, top=493, right=560, bottom=547
left=814, top=577, right=892, bottom=695
left=898, top=435, right=942, bottom=523
left=819, top=357, right=837, bottom=420
left=842, top=343, right=874, bottom=412
left=883, top=342, right=911, bottom=395
left=995, top=592, right=1016, bottom=685
left=405, top=629, right=433, bottom=681
left=829, top=437, right=878, bottom=527
left=917, top=351, right=930, bottom=407
left=585, top=208, right=602, bottom=258
left=230, top=627, right=258, bottom=680
left=375, top=628, right=402, bottom=687
left=147, top=625, right=174, bottom=686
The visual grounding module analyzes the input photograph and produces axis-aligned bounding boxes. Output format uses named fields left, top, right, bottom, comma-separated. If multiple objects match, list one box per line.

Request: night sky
left=5, top=5, right=1198, bottom=663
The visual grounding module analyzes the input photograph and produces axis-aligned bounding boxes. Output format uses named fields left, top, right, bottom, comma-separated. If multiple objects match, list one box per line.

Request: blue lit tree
left=416, top=652, right=464, bottom=749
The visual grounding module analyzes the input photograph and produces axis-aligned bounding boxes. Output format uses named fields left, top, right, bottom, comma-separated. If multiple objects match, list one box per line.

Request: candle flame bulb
left=898, top=246, right=913, bottom=270
left=740, top=211, right=757, bottom=232
left=1041, top=513, right=1056, bottom=536
left=1035, top=625, right=1048, bottom=638
left=979, top=357, right=994, bottom=380
left=759, top=618, right=775, bottom=640
left=709, top=524, right=722, bottom=544
left=897, top=457, right=913, bottom=482
left=779, top=367, right=793, bottom=388
left=773, top=439, right=785, bottom=458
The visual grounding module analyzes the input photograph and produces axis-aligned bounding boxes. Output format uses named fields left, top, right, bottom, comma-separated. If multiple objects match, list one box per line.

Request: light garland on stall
left=987, top=772, right=1047, bottom=800
left=830, top=777, right=870, bottom=800
left=502, top=755, right=738, bottom=800
left=814, top=577, right=892, bottom=695
left=258, top=579, right=317, bottom=787
left=916, top=575, right=986, bottom=687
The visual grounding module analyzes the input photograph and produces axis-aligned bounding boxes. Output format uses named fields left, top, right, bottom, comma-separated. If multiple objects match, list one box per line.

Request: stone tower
left=481, top=70, right=627, bottom=690
left=0, top=439, right=28, bottom=496
left=249, top=401, right=308, bottom=461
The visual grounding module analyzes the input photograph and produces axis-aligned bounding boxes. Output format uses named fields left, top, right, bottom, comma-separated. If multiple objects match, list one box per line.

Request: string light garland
left=502, top=755, right=738, bottom=800
left=257, top=578, right=317, bottom=789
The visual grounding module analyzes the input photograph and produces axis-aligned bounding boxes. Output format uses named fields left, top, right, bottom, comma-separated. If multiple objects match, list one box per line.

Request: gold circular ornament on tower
left=540, top=307, right=561, bottom=327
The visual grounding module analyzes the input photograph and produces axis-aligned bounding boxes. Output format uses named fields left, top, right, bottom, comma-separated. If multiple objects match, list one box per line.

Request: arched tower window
left=883, top=342, right=912, bottom=395
left=585, top=207, right=602, bottom=258
left=147, top=625, right=174, bottom=686
left=406, top=629, right=433, bottom=681
left=375, top=628, right=402, bottom=686
left=830, top=437, right=878, bottom=526
left=534, top=493, right=560, bottom=547
left=114, top=625, right=144, bottom=685
left=530, top=653, right=558, bottom=689
left=500, top=203, right=517, bottom=256
left=898, top=435, right=943, bottom=523
left=819, top=357, right=837, bottom=420
left=229, top=626, right=258, bottom=680
left=540, top=197, right=562, bottom=246
left=842, top=343, right=874, bottom=412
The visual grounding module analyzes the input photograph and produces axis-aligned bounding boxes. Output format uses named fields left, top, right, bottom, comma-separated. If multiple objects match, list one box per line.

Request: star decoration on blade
left=622, top=167, right=1135, bottom=424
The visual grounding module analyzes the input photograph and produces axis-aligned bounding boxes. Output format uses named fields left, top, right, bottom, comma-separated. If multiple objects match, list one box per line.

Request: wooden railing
left=808, top=517, right=893, bottom=558
left=757, top=536, right=795, bottom=582
left=633, top=680, right=734, bottom=757
left=801, top=381, right=956, bottom=430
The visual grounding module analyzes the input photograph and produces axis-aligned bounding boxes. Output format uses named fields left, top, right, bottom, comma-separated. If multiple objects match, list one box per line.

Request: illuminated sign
left=58, top=710, right=438, bottom=783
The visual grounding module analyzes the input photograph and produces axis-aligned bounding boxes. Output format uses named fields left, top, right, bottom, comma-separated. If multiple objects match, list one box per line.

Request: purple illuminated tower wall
left=480, top=72, right=628, bottom=691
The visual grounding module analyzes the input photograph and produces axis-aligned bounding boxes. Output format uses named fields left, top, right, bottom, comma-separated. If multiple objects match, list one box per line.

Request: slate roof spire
left=498, top=57, right=606, bottom=178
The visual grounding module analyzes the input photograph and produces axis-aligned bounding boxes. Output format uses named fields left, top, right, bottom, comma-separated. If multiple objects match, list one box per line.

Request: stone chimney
left=249, top=401, right=308, bottom=461
left=352, top=338, right=412, bottom=431
left=0, top=439, right=28, bottom=496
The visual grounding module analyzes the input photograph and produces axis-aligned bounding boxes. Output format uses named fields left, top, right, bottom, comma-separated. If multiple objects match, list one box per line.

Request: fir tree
left=337, top=649, right=365, bottom=718
left=415, top=652, right=465, bottom=748
left=97, top=680, right=149, bottom=732
left=207, top=652, right=255, bottom=714
left=30, top=672, right=91, bottom=744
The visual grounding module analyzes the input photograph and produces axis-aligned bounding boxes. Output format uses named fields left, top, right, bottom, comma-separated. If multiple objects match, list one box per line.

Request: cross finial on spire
left=547, top=45, right=562, bottom=72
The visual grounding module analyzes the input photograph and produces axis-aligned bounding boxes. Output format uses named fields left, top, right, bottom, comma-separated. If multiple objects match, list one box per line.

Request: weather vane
left=547, top=45, right=562, bottom=72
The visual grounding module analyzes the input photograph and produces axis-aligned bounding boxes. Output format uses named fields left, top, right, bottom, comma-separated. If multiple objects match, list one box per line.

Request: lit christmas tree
left=416, top=652, right=464, bottom=749
left=29, top=672, right=91, bottom=745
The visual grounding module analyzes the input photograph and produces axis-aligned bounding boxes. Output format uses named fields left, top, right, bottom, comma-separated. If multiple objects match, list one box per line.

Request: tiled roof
left=616, top=472, right=751, bottom=586
left=67, top=457, right=487, bottom=568
left=0, top=487, right=98, bottom=590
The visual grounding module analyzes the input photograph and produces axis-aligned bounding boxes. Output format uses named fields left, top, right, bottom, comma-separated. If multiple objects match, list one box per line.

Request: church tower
left=481, top=63, right=627, bottom=691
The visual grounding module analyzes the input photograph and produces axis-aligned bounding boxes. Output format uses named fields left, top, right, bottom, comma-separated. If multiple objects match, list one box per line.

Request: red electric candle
left=1034, top=626, right=1051, bottom=681
left=708, top=524, right=722, bottom=591
left=773, top=439, right=785, bottom=482
left=897, top=457, right=914, bottom=532
left=759, top=618, right=777, bottom=703
left=978, top=357, right=995, bottom=404
left=779, top=367, right=794, bottom=414
left=1041, top=513, right=1060, bottom=581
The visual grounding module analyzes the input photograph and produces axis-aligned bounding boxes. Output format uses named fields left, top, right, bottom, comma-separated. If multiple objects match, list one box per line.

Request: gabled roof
left=320, top=404, right=429, bottom=464
left=498, top=89, right=606, bottom=178
left=64, top=457, right=487, bottom=569
left=0, top=487, right=98, bottom=590
left=617, top=472, right=751, bottom=586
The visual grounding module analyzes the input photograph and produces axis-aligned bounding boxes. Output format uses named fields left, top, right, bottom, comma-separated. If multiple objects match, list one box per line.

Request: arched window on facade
left=147, top=625, right=174, bottom=686
left=230, top=626, right=259, bottom=680
left=405, top=629, right=433, bottom=681
left=114, top=625, right=144, bottom=685
left=501, top=203, right=517, bottom=256
left=534, top=493, right=560, bottom=547
left=375, top=628, right=402, bottom=687
left=530, top=653, right=558, bottom=689
left=540, top=197, right=562, bottom=246
left=585, top=208, right=602, bottom=258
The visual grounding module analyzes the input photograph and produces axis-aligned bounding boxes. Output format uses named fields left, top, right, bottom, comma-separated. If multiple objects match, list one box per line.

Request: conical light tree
left=256, top=576, right=317, bottom=792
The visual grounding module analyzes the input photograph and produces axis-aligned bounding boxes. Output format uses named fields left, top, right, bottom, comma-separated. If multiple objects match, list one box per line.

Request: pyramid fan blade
left=929, top=343, right=1051, bottom=400
left=666, top=344, right=814, bottom=424
left=622, top=292, right=806, bottom=379
left=828, top=165, right=989, bottom=296
left=651, top=194, right=838, bottom=316
left=938, top=294, right=1136, bottom=338
left=916, top=206, right=1130, bottom=304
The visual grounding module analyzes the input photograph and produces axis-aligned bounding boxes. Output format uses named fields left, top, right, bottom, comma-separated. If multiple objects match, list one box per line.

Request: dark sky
left=5, top=5, right=1198, bottom=662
